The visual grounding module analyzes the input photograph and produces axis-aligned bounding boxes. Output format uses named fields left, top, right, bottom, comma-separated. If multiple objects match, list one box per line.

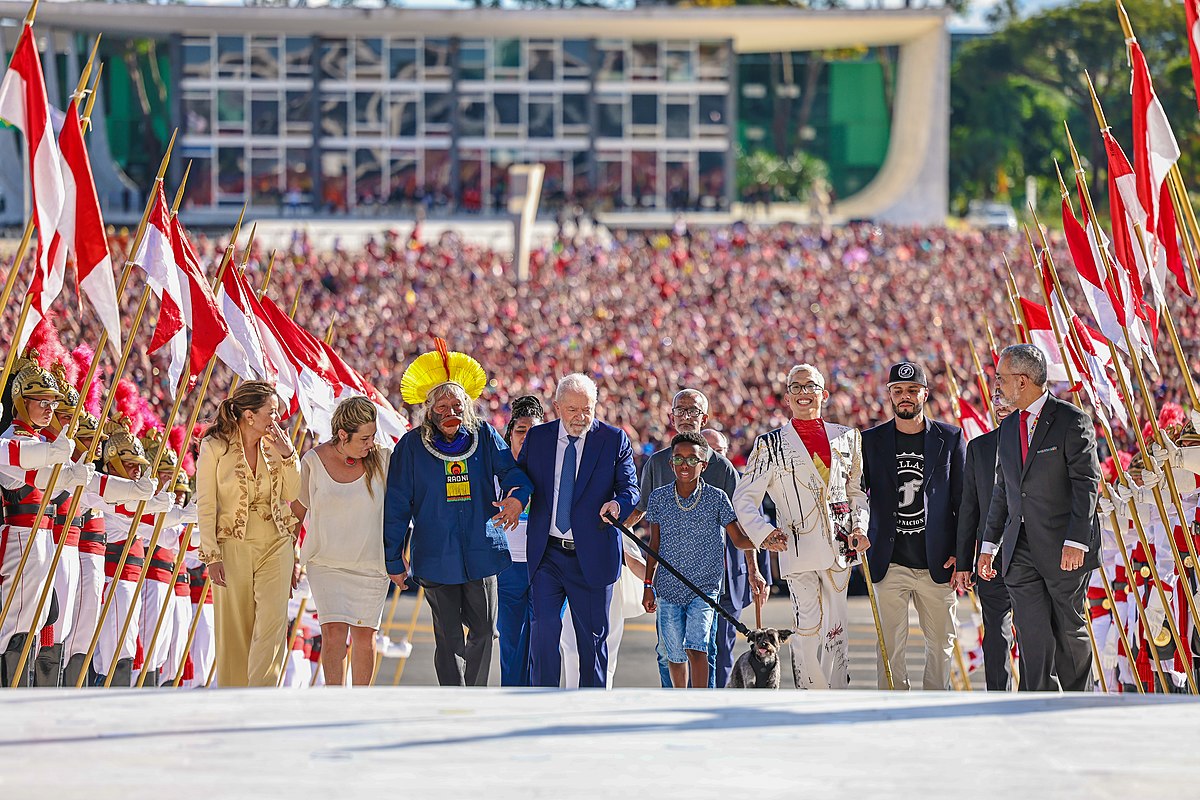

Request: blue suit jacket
left=861, top=417, right=966, bottom=584
left=518, top=418, right=639, bottom=588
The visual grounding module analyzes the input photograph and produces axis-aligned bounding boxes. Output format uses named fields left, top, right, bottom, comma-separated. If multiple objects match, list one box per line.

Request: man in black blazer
left=955, top=388, right=1016, bottom=691
left=863, top=362, right=966, bottom=690
left=978, top=344, right=1100, bottom=692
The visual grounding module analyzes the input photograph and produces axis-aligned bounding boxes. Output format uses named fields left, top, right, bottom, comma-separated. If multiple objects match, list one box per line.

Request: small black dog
left=728, top=628, right=793, bottom=688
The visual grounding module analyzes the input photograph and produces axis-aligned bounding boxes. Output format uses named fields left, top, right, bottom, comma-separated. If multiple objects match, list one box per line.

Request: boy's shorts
left=655, top=594, right=718, bottom=664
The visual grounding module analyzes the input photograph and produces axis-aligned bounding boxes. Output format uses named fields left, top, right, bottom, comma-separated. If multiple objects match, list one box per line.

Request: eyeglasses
left=30, top=399, right=60, bottom=410
left=670, top=456, right=706, bottom=467
left=787, top=382, right=824, bottom=396
left=671, top=407, right=704, bottom=419
left=995, top=372, right=1028, bottom=384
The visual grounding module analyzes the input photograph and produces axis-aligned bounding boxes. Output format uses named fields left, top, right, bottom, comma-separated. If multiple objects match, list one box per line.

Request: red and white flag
left=170, top=215, right=243, bottom=384
left=242, top=286, right=299, bottom=418
left=53, top=97, right=121, bottom=354
left=1017, top=297, right=1070, bottom=383
left=1128, top=38, right=1180, bottom=232
left=216, top=266, right=276, bottom=383
left=255, top=295, right=337, bottom=437
left=1070, top=316, right=1130, bottom=432
left=957, top=398, right=991, bottom=442
left=1186, top=0, right=1200, bottom=114
left=0, top=25, right=66, bottom=349
left=133, top=185, right=186, bottom=352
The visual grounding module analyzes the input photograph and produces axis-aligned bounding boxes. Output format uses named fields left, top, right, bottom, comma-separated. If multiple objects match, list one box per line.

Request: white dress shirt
left=551, top=420, right=588, bottom=540
left=982, top=391, right=1088, bottom=556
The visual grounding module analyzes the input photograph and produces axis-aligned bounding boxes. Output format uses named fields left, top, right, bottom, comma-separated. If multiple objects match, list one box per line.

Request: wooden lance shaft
left=172, top=575, right=211, bottom=687
left=858, top=554, right=894, bottom=690
left=134, top=522, right=194, bottom=687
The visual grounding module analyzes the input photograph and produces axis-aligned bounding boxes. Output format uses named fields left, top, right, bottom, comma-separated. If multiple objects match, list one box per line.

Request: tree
left=950, top=0, right=1198, bottom=214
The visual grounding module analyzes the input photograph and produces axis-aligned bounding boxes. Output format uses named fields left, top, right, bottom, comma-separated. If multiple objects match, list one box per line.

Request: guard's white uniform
left=183, top=535, right=215, bottom=688
left=733, top=421, right=869, bottom=689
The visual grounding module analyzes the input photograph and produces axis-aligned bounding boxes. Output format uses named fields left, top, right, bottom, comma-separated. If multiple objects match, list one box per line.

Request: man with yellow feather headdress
left=384, top=339, right=532, bottom=687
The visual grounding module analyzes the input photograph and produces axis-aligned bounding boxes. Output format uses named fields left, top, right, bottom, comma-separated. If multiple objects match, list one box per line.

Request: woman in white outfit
left=293, top=396, right=390, bottom=686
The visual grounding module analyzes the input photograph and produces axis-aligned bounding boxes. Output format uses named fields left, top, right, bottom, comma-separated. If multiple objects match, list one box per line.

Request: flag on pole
left=1186, top=0, right=1200, bottom=114
left=1017, top=297, right=1070, bottom=383
left=1070, top=316, right=1130, bottom=431
left=1156, top=181, right=1190, bottom=297
left=216, top=267, right=276, bottom=383
left=54, top=97, right=121, bottom=354
left=133, top=185, right=186, bottom=353
left=1128, top=38, right=1180, bottom=234
left=169, top=214, right=242, bottom=385
left=243, top=286, right=299, bottom=418
left=0, top=24, right=67, bottom=348
left=255, top=296, right=337, bottom=437
left=957, top=398, right=991, bottom=441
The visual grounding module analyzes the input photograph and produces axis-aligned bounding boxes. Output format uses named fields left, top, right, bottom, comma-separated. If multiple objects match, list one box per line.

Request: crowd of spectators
left=6, top=220, right=1198, bottom=464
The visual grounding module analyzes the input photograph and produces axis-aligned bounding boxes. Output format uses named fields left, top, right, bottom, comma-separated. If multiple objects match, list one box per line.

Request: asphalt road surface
left=369, top=586, right=988, bottom=690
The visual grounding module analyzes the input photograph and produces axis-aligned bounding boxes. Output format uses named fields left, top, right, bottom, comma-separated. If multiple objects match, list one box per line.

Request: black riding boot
left=34, top=642, right=63, bottom=687
left=108, top=657, right=134, bottom=688
left=2, top=633, right=32, bottom=687
left=63, top=652, right=88, bottom=689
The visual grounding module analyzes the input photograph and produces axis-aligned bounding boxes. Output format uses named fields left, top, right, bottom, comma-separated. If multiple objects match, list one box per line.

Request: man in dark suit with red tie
left=978, top=344, right=1101, bottom=692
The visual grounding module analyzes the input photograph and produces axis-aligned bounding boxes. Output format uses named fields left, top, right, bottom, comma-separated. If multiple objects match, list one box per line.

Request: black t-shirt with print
left=892, top=430, right=927, bottom=570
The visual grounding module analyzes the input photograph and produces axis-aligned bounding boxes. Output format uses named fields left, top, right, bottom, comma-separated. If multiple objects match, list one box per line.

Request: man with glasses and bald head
left=627, top=389, right=767, bottom=688
left=733, top=364, right=870, bottom=689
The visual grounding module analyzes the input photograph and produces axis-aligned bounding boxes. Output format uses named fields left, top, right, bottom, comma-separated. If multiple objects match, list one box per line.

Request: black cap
left=887, top=362, right=927, bottom=387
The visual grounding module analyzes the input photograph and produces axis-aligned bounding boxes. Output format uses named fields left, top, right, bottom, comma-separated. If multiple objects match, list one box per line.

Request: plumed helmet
left=103, top=415, right=151, bottom=473
left=10, top=348, right=64, bottom=424
left=49, top=363, right=81, bottom=414
left=74, top=412, right=108, bottom=445
left=140, top=428, right=178, bottom=474
left=172, top=471, right=192, bottom=496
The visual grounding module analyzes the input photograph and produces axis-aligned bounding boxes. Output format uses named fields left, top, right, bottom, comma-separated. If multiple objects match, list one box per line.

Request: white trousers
left=66, top=551, right=104, bottom=659
left=95, top=579, right=140, bottom=677
left=138, top=580, right=173, bottom=673
left=160, top=593, right=192, bottom=685
left=49, top=543, right=80, bottom=645
left=562, top=587, right=625, bottom=689
left=785, top=568, right=852, bottom=690
left=185, top=602, right=215, bottom=688
left=0, top=526, right=53, bottom=651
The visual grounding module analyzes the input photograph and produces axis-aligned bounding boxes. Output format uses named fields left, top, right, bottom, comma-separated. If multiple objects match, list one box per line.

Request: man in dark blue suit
left=862, top=361, right=966, bottom=690
left=518, top=373, right=639, bottom=688
left=955, top=388, right=1016, bottom=691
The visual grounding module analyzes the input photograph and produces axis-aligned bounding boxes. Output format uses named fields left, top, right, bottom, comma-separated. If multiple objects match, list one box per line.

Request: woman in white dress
left=292, top=397, right=390, bottom=686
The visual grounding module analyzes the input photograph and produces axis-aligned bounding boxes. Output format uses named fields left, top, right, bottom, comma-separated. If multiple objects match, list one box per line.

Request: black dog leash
left=605, top=515, right=753, bottom=638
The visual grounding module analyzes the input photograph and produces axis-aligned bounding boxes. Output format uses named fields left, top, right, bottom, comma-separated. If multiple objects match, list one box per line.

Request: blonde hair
left=205, top=381, right=280, bottom=444
left=331, top=395, right=384, bottom=497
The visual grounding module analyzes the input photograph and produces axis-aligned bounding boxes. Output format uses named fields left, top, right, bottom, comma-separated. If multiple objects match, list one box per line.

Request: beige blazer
left=196, top=435, right=301, bottom=564
left=733, top=421, right=869, bottom=576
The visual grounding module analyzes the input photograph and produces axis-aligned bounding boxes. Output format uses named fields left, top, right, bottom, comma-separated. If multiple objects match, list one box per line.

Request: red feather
left=1158, top=402, right=1186, bottom=432
left=25, top=317, right=71, bottom=380
left=115, top=380, right=142, bottom=431
left=1101, top=451, right=1134, bottom=483
left=434, top=336, right=451, bottom=381
left=71, top=345, right=103, bottom=415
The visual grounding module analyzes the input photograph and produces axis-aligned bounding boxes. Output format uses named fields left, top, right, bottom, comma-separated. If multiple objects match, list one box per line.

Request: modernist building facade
left=0, top=3, right=949, bottom=224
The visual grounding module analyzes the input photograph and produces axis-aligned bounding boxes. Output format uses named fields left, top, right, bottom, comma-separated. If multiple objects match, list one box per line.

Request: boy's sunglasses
left=670, top=456, right=705, bottom=467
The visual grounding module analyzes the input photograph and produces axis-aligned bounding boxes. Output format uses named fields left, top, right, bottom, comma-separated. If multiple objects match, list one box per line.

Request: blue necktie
left=556, top=436, right=579, bottom=536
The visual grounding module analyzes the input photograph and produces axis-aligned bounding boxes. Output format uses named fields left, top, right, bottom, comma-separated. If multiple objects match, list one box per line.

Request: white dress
left=298, top=449, right=390, bottom=628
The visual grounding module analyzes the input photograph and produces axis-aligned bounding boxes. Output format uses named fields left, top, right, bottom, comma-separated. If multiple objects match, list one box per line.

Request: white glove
left=45, top=434, right=75, bottom=465
left=1144, top=590, right=1168, bottom=645
left=1098, top=495, right=1116, bottom=518
left=1101, top=624, right=1119, bottom=672
left=60, top=462, right=96, bottom=490
left=132, top=477, right=158, bottom=501
left=1190, top=409, right=1200, bottom=432
left=178, top=501, right=198, bottom=525
left=143, top=491, right=175, bottom=514
left=1138, top=469, right=1162, bottom=492
left=1113, top=482, right=1135, bottom=509
left=1146, top=442, right=1170, bottom=473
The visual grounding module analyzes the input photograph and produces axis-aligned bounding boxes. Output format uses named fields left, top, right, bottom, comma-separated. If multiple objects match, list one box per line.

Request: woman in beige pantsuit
left=196, top=381, right=300, bottom=687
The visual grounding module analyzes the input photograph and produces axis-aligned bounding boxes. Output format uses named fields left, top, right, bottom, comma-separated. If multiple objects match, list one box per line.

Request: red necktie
left=1020, top=410, right=1031, bottom=463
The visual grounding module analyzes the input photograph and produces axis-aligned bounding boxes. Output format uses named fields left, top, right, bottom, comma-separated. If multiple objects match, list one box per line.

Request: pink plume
left=71, top=346, right=103, bottom=415
left=1101, top=451, right=1134, bottom=483
left=168, top=425, right=188, bottom=454
left=138, top=398, right=162, bottom=435
left=1158, top=402, right=1186, bottom=431
left=115, top=380, right=142, bottom=430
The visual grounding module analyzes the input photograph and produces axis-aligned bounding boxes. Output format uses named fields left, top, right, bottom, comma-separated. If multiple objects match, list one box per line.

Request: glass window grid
left=181, top=35, right=730, bottom=213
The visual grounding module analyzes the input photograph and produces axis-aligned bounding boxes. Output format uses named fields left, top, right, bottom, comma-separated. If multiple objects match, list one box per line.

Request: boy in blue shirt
left=642, top=432, right=756, bottom=688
